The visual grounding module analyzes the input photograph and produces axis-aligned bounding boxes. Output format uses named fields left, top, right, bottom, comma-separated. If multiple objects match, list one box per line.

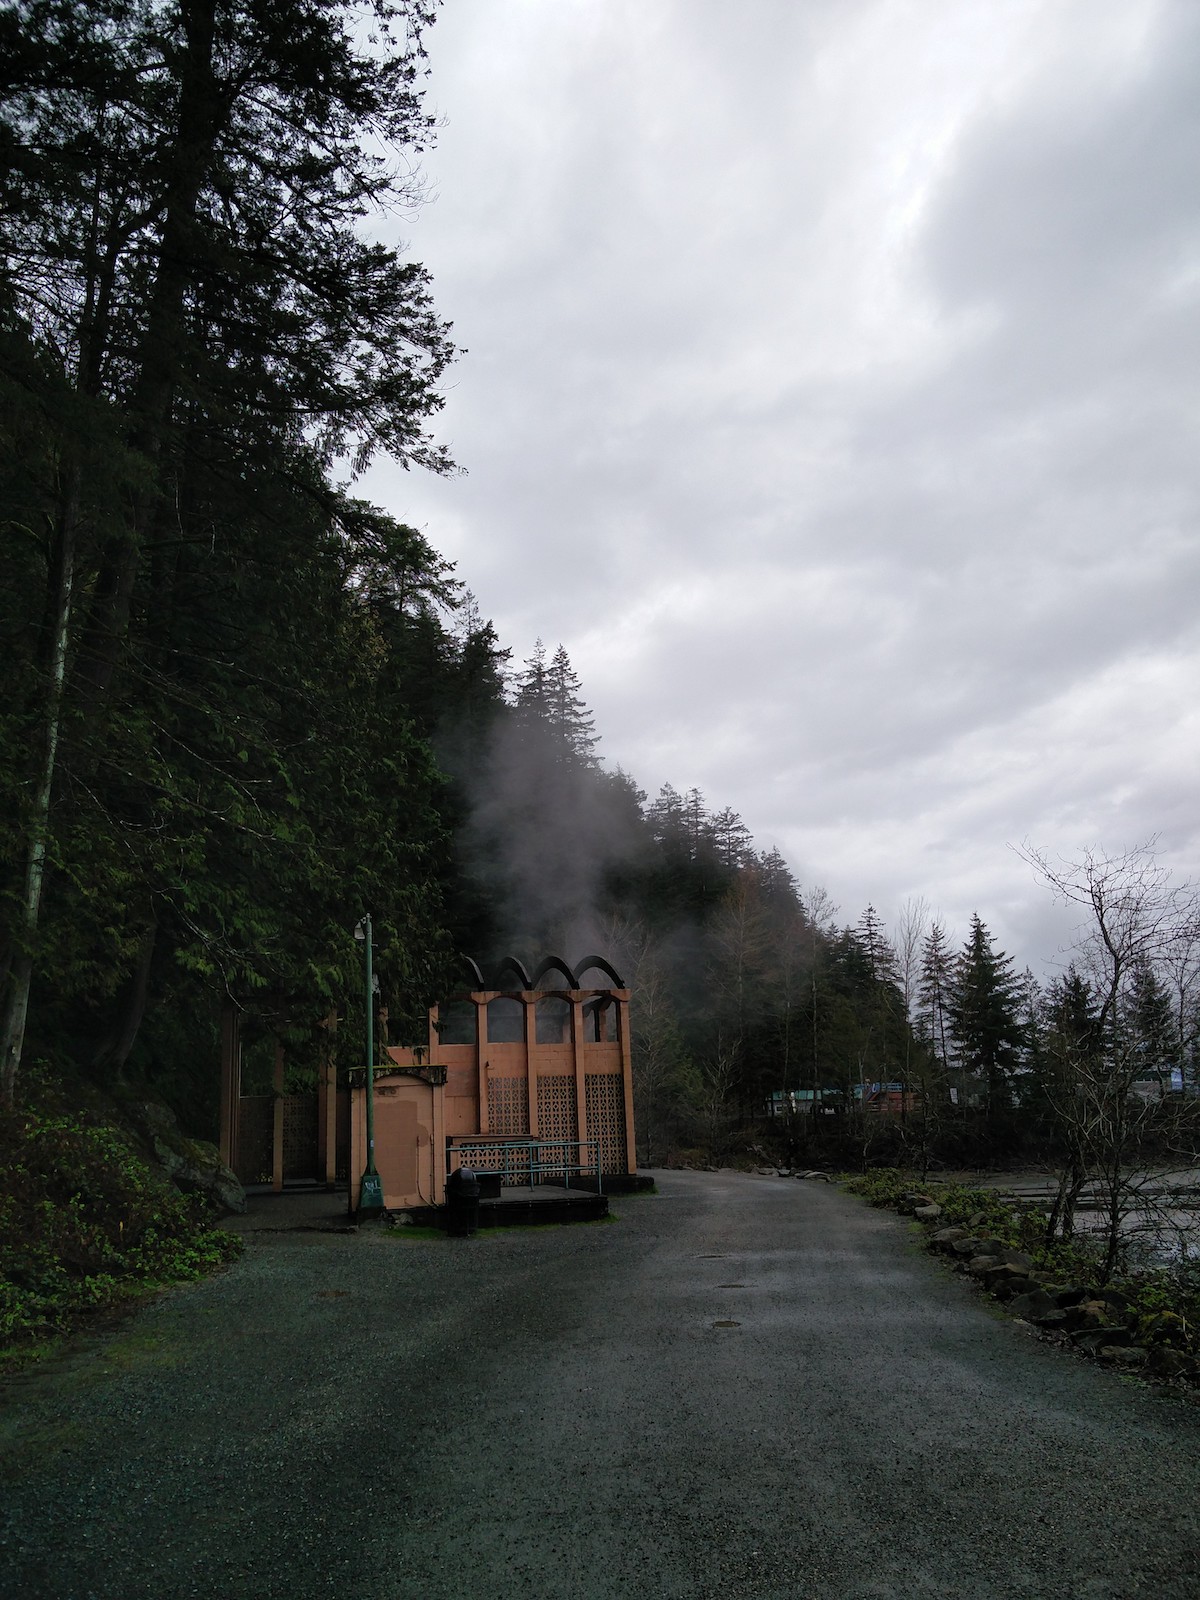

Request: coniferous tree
left=917, top=921, right=955, bottom=1079
left=948, top=914, right=1025, bottom=1118
left=0, top=0, right=457, bottom=1101
left=546, top=643, right=599, bottom=764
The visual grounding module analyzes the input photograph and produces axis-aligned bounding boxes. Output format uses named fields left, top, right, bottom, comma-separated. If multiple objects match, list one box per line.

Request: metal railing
left=446, top=1137, right=603, bottom=1194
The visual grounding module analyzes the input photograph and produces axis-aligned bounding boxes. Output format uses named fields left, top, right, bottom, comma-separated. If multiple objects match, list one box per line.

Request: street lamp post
left=355, top=914, right=384, bottom=1217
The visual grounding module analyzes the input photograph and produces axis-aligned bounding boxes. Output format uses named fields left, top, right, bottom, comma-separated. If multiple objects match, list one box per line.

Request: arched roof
left=573, top=954, right=625, bottom=988
left=458, top=955, right=486, bottom=989
left=489, top=955, right=532, bottom=990
left=531, top=955, right=578, bottom=989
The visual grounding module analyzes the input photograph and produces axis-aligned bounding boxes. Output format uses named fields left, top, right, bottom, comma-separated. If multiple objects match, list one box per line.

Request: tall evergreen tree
left=0, top=0, right=457, bottom=1100
left=546, top=643, right=599, bottom=764
left=948, top=914, right=1025, bottom=1114
left=917, top=921, right=954, bottom=1074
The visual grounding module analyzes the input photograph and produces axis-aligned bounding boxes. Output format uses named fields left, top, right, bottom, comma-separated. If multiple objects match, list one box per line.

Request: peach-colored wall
left=349, top=1076, right=443, bottom=1211
left=351, top=985, right=636, bottom=1211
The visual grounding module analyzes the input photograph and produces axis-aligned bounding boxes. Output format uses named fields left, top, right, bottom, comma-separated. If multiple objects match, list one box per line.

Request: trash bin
left=446, top=1164, right=481, bottom=1237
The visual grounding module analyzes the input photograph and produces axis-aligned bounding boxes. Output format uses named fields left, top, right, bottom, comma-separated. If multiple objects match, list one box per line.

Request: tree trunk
left=91, top=914, right=159, bottom=1081
left=79, top=0, right=220, bottom=702
left=0, top=469, right=80, bottom=1104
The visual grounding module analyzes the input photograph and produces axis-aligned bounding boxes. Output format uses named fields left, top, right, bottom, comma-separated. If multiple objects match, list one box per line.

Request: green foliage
left=0, top=1071, right=241, bottom=1360
left=843, top=1166, right=1200, bottom=1357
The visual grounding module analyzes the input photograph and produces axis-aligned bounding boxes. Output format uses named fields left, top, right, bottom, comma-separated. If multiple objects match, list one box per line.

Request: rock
left=1032, top=1309, right=1071, bottom=1331
left=967, top=1256, right=1002, bottom=1277
left=124, top=1100, right=246, bottom=1215
left=992, top=1276, right=1038, bottom=1302
left=929, top=1226, right=968, bottom=1250
left=999, top=1248, right=1034, bottom=1272
left=1145, top=1346, right=1190, bottom=1379
left=1100, top=1345, right=1148, bottom=1368
left=1141, top=1311, right=1189, bottom=1348
left=1072, top=1299, right=1115, bottom=1332
left=967, top=1211, right=990, bottom=1230
left=1071, top=1321, right=1135, bottom=1349
left=1010, top=1288, right=1058, bottom=1321
left=1070, top=1329, right=1114, bottom=1353
left=1094, top=1287, right=1129, bottom=1316
left=951, top=1236, right=987, bottom=1256
left=913, top=1203, right=941, bottom=1221
left=970, top=1237, right=1007, bottom=1258
left=1051, top=1286, right=1088, bottom=1308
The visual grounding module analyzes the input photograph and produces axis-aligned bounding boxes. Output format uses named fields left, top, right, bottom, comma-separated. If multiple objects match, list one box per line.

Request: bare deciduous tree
left=1019, top=840, right=1200, bottom=1279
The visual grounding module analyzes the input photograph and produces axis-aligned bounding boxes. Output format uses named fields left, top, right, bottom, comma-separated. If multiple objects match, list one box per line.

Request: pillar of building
left=523, top=991, right=540, bottom=1137
left=616, top=989, right=636, bottom=1175
left=271, top=1037, right=285, bottom=1193
left=570, top=994, right=589, bottom=1174
left=316, top=1009, right=338, bottom=1188
left=475, top=993, right=490, bottom=1133
left=218, top=999, right=241, bottom=1171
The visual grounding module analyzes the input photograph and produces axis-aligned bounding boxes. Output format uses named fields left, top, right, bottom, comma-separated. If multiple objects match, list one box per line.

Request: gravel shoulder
left=3, top=1171, right=1199, bottom=1599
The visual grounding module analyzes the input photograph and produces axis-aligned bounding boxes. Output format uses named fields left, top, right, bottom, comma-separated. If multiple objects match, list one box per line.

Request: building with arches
left=346, top=955, right=636, bottom=1213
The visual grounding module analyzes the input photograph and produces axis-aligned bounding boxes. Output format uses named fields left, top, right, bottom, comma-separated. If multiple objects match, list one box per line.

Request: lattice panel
left=235, top=1096, right=273, bottom=1185
left=585, top=1073, right=627, bottom=1175
left=487, top=1075, right=529, bottom=1137
left=537, top=1075, right=577, bottom=1144
left=282, top=1095, right=318, bottom=1180
left=455, top=1139, right=528, bottom=1183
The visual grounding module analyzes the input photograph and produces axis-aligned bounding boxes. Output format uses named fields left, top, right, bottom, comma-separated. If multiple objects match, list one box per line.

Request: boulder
left=913, top=1203, right=942, bottom=1222
left=1031, top=1308, right=1071, bottom=1331
left=1100, top=1345, right=1148, bottom=1368
left=1070, top=1322, right=1135, bottom=1349
left=981, top=1266, right=1038, bottom=1300
left=999, top=1248, right=1034, bottom=1272
left=1051, top=1286, right=1088, bottom=1309
left=1141, top=1311, right=1189, bottom=1349
left=1145, top=1346, right=1190, bottom=1379
left=1072, top=1299, right=1116, bottom=1332
left=1010, top=1288, right=1058, bottom=1322
left=951, top=1236, right=987, bottom=1256
left=967, top=1256, right=1002, bottom=1277
left=124, top=1100, right=246, bottom=1215
left=1094, top=1287, right=1129, bottom=1316
left=967, top=1211, right=990, bottom=1230
left=970, top=1237, right=1007, bottom=1259
left=929, top=1226, right=968, bottom=1251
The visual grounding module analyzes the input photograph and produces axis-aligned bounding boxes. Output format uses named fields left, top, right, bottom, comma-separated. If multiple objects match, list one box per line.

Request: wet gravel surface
left=3, top=1170, right=1200, bottom=1599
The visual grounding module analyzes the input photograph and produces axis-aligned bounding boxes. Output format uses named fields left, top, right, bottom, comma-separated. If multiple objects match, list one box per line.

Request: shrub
left=0, top=1079, right=241, bottom=1359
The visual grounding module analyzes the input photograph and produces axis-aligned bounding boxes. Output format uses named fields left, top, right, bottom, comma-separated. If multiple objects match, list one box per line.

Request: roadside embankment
left=842, top=1168, right=1199, bottom=1383
left=0, top=1062, right=243, bottom=1369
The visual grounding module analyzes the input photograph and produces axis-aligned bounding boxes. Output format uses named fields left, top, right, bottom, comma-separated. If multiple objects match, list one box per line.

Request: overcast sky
left=361, top=0, right=1200, bottom=976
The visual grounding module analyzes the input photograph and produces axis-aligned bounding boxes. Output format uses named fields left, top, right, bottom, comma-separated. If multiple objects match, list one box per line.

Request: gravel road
left=3, top=1170, right=1199, bottom=1600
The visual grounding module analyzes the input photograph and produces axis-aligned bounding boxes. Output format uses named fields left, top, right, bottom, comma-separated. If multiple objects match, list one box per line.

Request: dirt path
left=3, top=1172, right=1199, bottom=1599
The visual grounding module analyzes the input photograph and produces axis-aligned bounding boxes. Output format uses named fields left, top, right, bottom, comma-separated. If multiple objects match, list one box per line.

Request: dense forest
left=3, top=0, right=1199, bottom=1196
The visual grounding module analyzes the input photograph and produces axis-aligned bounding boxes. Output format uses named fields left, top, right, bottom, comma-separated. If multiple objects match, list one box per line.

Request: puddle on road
left=718, top=1283, right=746, bottom=1289
left=698, top=1253, right=727, bottom=1259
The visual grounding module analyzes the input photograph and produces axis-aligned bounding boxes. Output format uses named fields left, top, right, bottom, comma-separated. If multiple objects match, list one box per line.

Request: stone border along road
left=2, top=1169, right=1199, bottom=1599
